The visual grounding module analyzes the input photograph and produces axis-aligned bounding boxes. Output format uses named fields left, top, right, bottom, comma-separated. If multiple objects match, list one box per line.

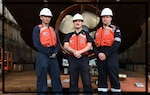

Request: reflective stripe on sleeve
left=114, top=37, right=121, bottom=42
left=98, top=88, right=108, bottom=92
left=111, top=88, right=121, bottom=92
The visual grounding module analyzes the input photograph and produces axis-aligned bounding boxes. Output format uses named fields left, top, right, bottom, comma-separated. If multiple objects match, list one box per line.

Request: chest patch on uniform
left=42, top=32, right=48, bottom=36
left=69, top=40, right=74, bottom=44
left=104, top=30, right=110, bottom=35
left=80, top=37, right=85, bottom=43
left=80, top=34, right=86, bottom=43
left=116, top=29, right=120, bottom=32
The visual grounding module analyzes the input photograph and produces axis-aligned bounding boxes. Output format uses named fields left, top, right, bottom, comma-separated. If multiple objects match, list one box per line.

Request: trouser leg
left=48, top=58, right=63, bottom=95
left=36, top=53, right=48, bottom=95
left=97, top=60, right=108, bottom=95
left=68, top=56, right=79, bottom=95
left=107, top=54, right=121, bottom=95
left=79, top=56, right=92, bottom=95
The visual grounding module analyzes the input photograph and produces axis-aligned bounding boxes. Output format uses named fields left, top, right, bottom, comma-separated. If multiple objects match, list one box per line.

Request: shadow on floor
left=46, top=88, right=148, bottom=95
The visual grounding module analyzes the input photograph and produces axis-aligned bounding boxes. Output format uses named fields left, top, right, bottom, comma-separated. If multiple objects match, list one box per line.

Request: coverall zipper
left=49, top=28, right=53, bottom=46
left=76, top=35, right=78, bottom=50
left=100, top=28, right=103, bottom=46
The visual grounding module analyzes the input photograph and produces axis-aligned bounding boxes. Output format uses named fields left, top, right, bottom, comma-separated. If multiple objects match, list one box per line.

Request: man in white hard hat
left=94, top=8, right=122, bottom=95
left=63, top=13, right=93, bottom=95
left=32, top=8, right=63, bottom=95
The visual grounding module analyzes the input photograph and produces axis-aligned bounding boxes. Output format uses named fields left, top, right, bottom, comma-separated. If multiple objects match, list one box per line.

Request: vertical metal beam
left=2, top=1, right=5, bottom=93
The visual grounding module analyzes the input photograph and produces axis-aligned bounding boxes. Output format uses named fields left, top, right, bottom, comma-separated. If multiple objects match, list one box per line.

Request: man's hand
left=73, top=51, right=82, bottom=58
left=98, top=52, right=106, bottom=61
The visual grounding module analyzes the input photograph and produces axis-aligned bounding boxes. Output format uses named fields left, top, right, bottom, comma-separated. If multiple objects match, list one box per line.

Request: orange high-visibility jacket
left=95, top=27, right=114, bottom=47
left=38, top=24, right=57, bottom=47
left=69, top=32, right=89, bottom=55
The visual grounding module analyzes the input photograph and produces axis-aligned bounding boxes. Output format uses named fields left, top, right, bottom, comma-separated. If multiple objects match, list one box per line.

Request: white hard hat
left=101, top=8, right=113, bottom=16
left=39, top=8, right=53, bottom=17
left=73, top=13, right=83, bottom=21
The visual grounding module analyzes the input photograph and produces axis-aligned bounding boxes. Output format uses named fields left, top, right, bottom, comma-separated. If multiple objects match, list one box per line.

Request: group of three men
left=32, top=7, right=121, bottom=95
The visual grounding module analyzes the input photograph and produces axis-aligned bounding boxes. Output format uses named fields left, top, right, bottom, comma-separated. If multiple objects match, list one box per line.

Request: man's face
left=40, top=15, right=51, bottom=24
left=101, top=15, right=112, bottom=25
left=73, top=20, right=83, bottom=29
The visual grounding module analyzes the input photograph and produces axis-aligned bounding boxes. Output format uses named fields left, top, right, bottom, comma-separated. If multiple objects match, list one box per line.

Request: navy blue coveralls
left=93, top=25, right=122, bottom=95
left=63, top=30, right=93, bottom=95
left=32, top=25, right=63, bottom=95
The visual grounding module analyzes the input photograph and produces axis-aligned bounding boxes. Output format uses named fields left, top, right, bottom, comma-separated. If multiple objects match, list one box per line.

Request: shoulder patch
left=116, top=29, right=120, bottom=32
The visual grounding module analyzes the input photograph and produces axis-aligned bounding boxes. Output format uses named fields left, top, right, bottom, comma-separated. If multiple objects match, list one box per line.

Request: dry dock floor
left=0, top=69, right=149, bottom=95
